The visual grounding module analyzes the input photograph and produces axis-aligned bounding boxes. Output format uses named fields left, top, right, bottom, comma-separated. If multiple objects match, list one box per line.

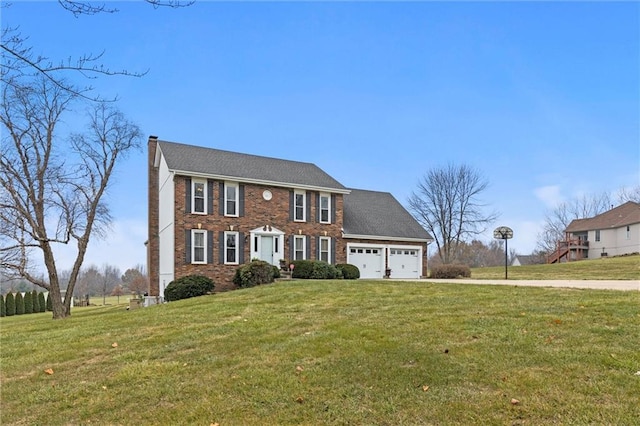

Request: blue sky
left=4, top=1, right=639, bottom=273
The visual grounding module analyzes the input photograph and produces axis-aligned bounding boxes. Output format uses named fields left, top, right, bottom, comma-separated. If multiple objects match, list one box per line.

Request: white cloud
left=534, top=185, right=563, bottom=209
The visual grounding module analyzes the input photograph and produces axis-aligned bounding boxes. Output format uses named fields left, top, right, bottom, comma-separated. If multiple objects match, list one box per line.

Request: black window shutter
left=306, top=236, right=311, bottom=260
left=316, top=236, right=320, bottom=260
left=207, top=179, right=214, bottom=215
left=238, top=232, right=245, bottom=264
left=219, top=182, right=225, bottom=215
left=289, top=235, right=294, bottom=259
left=315, top=193, right=320, bottom=223
left=306, top=191, right=312, bottom=222
left=185, top=178, right=192, bottom=213
left=219, top=231, right=225, bottom=264
left=289, top=190, right=294, bottom=221
left=331, top=237, right=336, bottom=264
left=331, top=194, right=336, bottom=224
left=239, top=185, right=245, bottom=217
left=185, top=230, right=191, bottom=264
left=207, top=230, right=213, bottom=264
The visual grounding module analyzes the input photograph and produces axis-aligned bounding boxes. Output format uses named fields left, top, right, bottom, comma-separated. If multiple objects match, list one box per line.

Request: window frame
left=294, top=190, right=306, bottom=222
left=192, top=179, right=207, bottom=214
left=224, top=182, right=239, bottom=217
left=294, top=235, right=306, bottom=260
left=319, top=193, right=331, bottom=224
left=319, top=236, right=330, bottom=263
left=224, top=231, right=239, bottom=264
left=191, top=229, right=206, bottom=264
left=595, top=229, right=601, bottom=242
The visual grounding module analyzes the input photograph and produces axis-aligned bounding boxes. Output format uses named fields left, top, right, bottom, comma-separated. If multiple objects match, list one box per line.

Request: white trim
left=224, top=181, right=239, bottom=217
left=224, top=231, right=239, bottom=264
left=192, top=229, right=206, bottom=264
left=319, top=193, right=331, bottom=224
left=342, top=233, right=432, bottom=243
left=293, top=235, right=306, bottom=260
left=192, top=178, right=207, bottom=215
left=250, top=226, right=285, bottom=266
left=294, top=190, right=306, bottom=222
left=319, top=236, right=331, bottom=262
left=169, top=168, right=351, bottom=194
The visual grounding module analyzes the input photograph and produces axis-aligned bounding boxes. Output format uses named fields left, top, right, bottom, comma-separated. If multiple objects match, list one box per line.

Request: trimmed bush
left=290, top=260, right=314, bottom=279
left=0, top=294, right=5, bottom=317
left=272, top=266, right=281, bottom=279
left=38, top=292, right=46, bottom=312
left=5, top=293, right=15, bottom=316
left=32, top=290, right=40, bottom=313
left=23, top=291, right=33, bottom=314
left=233, top=260, right=275, bottom=288
left=46, top=293, right=53, bottom=311
left=164, top=275, right=215, bottom=302
left=15, top=292, right=25, bottom=315
left=336, top=264, right=360, bottom=280
left=430, top=264, right=471, bottom=279
left=310, top=261, right=339, bottom=279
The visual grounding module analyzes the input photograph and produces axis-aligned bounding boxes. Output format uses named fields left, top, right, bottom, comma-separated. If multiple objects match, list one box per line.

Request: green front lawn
left=1, top=280, right=638, bottom=425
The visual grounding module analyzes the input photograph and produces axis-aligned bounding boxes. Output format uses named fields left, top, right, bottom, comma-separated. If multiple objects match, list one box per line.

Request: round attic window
left=262, top=190, right=272, bottom=201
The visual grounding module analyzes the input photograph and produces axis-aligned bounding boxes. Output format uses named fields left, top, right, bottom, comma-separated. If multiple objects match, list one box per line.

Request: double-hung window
left=192, top=179, right=206, bottom=214
left=626, top=226, right=631, bottom=240
left=225, top=231, right=239, bottom=264
left=192, top=230, right=206, bottom=264
left=294, top=191, right=306, bottom=222
left=595, top=230, right=601, bottom=242
left=294, top=235, right=306, bottom=260
left=319, top=193, right=330, bottom=224
left=225, top=182, right=238, bottom=216
left=319, top=236, right=330, bottom=262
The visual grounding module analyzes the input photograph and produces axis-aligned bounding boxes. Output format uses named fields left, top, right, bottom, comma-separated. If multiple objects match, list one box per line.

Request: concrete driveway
left=397, top=278, right=640, bottom=291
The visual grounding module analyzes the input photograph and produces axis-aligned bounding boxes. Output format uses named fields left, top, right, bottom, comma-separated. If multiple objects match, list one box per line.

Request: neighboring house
left=147, top=137, right=433, bottom=297
left=511, top=254, right=539, bottom=267
left=547, top=201, right=640, bottom=263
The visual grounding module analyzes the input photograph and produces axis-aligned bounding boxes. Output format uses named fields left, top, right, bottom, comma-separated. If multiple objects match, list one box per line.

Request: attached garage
left=388, top=247, right=420, bottom=279
left=347, top=245, right=384, bottom=279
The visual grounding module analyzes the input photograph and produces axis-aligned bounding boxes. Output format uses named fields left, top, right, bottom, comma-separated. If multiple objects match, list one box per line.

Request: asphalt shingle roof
left=157, top=140, right=347, bottom=192
left=343, top=188, right=432, bottom=241
left=565, top=201, right=640, bottom=233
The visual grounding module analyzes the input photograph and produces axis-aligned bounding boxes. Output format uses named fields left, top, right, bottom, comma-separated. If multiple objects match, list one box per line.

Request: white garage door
left=388, top=248, right=420, bottom=279
left=348, top=246, right=384, bottom=279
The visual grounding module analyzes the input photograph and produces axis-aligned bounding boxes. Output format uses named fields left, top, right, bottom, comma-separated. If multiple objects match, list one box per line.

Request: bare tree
left=1, top=1, right=193, bottom=101
left=0, top=75, right=142, bottom=319
left=100, top=264, right=121, bottom=305
left=111, top=284, right=125, bottom=304
left=617, top=185, right=640, bottom=204
left=536, top=191, right=613, bottom=254
left=408, top=164, right=498, bottom=264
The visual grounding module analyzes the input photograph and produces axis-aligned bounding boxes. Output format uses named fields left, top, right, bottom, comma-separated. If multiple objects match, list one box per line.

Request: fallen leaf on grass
left=210, top=423, right=219, bottom=426
left=111, top=342, right=118, bottom=348
left=296, top=396, right=304, bottom=404
left=634, top=371, right=640, bottom=376
left=552, top=319, right=562, bottom=325
left=102, top=386, right=107, bottom=390
left=511, top=398, right=520, bottom=405
left=295, top=365, right=304, bottom=374
left=44, top=368, right=54, bottom=375
left=422, top=385, right=430, bottom=392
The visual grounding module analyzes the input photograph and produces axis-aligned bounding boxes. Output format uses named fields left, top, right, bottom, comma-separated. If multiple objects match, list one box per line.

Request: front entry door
left=260, top=236, right=274, bottom=265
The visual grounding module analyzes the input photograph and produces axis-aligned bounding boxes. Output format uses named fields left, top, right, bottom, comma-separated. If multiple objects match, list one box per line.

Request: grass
left=1, top=280, right=639, bottom=425
left=471, top=253, right=640, bottom=280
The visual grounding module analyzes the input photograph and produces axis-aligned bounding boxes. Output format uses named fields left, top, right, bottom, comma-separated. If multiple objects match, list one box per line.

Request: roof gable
left=566, top=201, right=640, bottom=232
left=343, top=188, right=432, bottom=241
left=157, top=140, right=348, bottom=192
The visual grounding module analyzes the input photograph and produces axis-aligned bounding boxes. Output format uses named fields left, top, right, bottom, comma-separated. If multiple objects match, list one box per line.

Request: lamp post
left=493, top=226, right=514, bottom=279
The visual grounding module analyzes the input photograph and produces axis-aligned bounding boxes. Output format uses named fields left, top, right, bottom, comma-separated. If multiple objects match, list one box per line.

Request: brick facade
left=147, top=137, right=160, bottom=296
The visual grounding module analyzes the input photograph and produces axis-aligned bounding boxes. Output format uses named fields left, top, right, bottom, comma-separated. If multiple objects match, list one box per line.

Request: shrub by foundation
left=233, top=260, right=275, bottom=288
left=164, top=275, right=215, bottom=302
left=336, top=264, right=360, bottom=279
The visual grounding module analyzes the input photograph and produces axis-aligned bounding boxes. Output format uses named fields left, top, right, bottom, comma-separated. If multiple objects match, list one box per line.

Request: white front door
left=260, top=236, right=274, bottom=265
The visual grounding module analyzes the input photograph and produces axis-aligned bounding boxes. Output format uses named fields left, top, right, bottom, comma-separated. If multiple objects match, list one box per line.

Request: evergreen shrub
left=290, top=260, right=314, bottom=279
left=5, top=293, right=15, bottom=316
left=310, top=261, right=339, bottom=279
left=233, top=260, right=275, bottom=288
left=0, top=294, right=5, bottom=317
left=32, top=290, right=40, bottom=313
left=336, top=264, right=360, bottom=280
left=23, top=291, right=33, bottom=314
left=164, top=275, right=214, bottom=302
left=430, top=264, right=471, bottom=279
left=38, top=292, right=46, bottom=312
left=15, top=292, right=25, bottom=315
left=46, top=293, right=53, bottom=311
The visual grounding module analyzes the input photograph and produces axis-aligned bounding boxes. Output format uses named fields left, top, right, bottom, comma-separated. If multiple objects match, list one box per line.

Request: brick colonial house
left=147, top=137, right=432, bottom=297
